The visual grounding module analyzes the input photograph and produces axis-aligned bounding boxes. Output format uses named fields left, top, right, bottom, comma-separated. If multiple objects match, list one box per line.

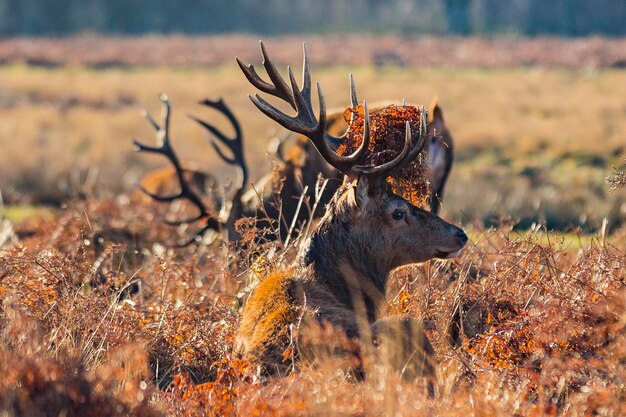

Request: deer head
left=238, top=42, right=467, bottom=299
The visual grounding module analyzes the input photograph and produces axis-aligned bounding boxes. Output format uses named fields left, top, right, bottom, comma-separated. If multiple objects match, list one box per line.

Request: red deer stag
left=235, top=43, right=468, bottom=381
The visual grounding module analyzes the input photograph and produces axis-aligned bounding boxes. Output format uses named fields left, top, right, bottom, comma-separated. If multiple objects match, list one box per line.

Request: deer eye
left=392, top=209, right=404, bottom=221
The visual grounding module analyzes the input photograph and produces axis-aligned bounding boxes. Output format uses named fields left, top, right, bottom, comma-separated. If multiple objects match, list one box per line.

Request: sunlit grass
left=2, top=64, right=626, bottom=177
left=1, top=64, right=625, bottom=230
left=0, top=205, right=53, bottom=223
left=1, top=61, right=626, bottom=417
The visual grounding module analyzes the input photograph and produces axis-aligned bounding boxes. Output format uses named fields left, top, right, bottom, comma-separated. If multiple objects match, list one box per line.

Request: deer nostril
left=457, top=230, right=468, bottom=246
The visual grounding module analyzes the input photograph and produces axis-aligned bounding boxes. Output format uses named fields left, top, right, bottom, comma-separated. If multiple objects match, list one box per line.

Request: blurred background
left=2, top=0, right=626, bottom=37
left=0, top=0, right=625, bottom=234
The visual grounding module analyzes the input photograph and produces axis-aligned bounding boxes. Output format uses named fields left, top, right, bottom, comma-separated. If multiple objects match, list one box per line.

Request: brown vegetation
left=2, top=35, right=626, bottom=69
left=607, top=157, right=626, bottom=191
left=1, top=194, right=624, bottom=415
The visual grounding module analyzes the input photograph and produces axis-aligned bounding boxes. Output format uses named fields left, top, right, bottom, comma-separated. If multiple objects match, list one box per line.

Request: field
left=0, top=36, right=625, bottom=416
left=2, top=62, right=625, bottom=231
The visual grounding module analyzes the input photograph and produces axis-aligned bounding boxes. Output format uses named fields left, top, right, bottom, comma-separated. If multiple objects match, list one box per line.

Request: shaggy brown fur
left=235, top=178, right=467, bottom=378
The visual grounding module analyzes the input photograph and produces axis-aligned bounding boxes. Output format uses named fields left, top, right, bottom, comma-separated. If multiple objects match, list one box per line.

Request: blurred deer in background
left=235, top=42, right=468, bottom=383
left=426, top=99, right=454, bottom=214
left=136, top=57, right=454, bottom=246
left=135, top=94, right=329, bottom=244
left=134, top=95, right=237, bottom=246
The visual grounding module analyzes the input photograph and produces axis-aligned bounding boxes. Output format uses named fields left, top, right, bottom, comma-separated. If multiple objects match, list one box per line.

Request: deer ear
left=353, top=176, right=371, bottom=210
left=428, top=97, right=442, bottom=120
left=428, top=99, right=445, bottom=136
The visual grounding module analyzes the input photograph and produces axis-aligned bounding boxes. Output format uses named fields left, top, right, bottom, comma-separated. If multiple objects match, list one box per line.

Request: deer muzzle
left=435, top=229, right=468, bottom=259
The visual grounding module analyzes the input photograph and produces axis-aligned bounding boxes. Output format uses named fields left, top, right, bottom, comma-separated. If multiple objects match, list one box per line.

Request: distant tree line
left=1, top=0, right=625, bottom=37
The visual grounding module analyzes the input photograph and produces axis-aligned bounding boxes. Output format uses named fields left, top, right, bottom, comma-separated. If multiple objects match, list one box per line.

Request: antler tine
left=235, top=41, right=296, bottom=110
left=160, top=94, right=171, bottom=141
left=141, top=109, right=160, bottom=133
left=398, top=105, right=428, bottom=167
left=288, top=65, right=315, bottom=123
left=343, top=101, right=371, bottom=164
left=349, top=73, right=358, bottom=108
left=342, top=73, right=361, bottom=131
left=301, top=43, right=312, bottom=107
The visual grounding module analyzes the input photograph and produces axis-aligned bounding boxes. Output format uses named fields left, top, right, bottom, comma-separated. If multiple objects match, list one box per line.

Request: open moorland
left=1, top=62, right=625, bottom=231
left=0, top=36, right=625, bottom=416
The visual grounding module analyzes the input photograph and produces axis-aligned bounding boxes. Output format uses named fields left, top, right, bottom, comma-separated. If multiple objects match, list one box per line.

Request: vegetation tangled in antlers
left=340, top=104, right=431, bottom=209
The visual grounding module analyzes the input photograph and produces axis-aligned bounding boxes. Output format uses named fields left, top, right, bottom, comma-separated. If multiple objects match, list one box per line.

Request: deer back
left=136, top=164, right=220, bottom=208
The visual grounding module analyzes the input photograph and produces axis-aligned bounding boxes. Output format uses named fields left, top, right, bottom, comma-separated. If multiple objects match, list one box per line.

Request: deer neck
left=297, top=220, right=391, bottom=323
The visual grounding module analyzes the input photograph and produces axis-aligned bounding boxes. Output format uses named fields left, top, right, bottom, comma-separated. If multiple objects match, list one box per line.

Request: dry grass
left=608, top=157, right=626, bottom=191
left=0, top=195, right=624, bottom=416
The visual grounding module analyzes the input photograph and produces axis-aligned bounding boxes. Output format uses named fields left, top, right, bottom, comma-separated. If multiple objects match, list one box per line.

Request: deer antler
left=238, top=42, right=427, bottom=180
left=189, top=98, right=251, bottom=241
left=134, top=94, right=220, bottom=246
left=189, top=98, right=249, bottom=191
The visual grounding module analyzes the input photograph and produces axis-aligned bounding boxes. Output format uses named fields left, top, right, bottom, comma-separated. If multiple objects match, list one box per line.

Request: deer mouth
left=439, top=249, right=462, bottom=259
left=434, top=247, right=464, bottom=259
